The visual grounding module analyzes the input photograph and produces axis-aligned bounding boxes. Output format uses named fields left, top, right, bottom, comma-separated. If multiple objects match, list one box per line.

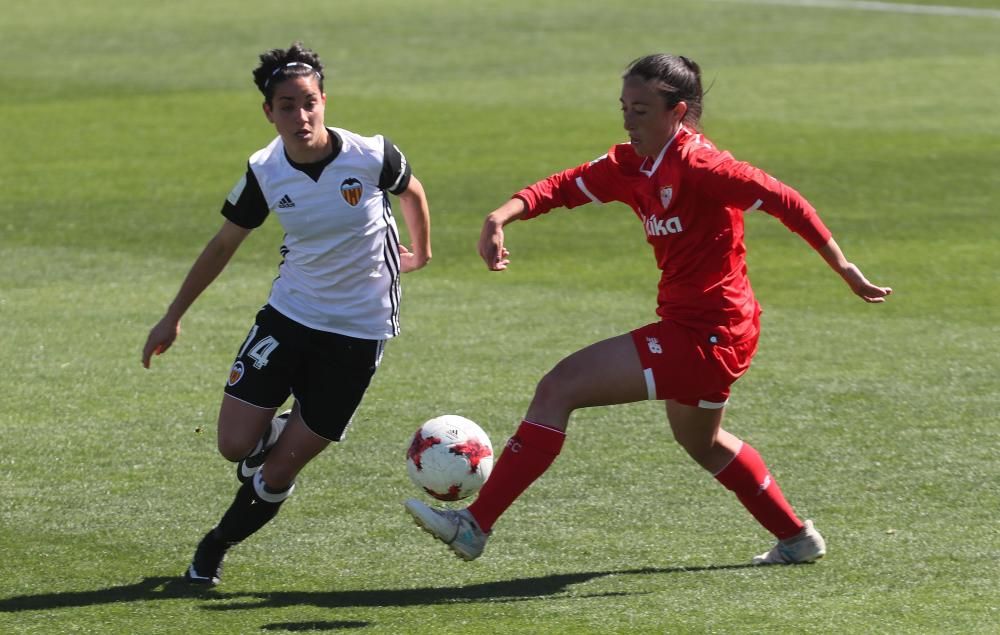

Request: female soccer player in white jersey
left=405, top=54, right=891, bottom=565
left=142, top=43, right=431, bottom=585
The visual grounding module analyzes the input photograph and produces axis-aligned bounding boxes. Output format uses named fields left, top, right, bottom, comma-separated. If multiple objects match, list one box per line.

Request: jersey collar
left=284, top=128, right=343, bottom=182
left=639, top=126, right=685, bottom=177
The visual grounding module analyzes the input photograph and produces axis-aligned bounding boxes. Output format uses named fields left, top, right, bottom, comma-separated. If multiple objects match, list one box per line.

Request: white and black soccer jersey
left=222, top=127, right=412, bottom=340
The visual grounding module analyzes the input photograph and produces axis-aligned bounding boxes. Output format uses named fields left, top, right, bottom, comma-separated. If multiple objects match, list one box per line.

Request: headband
left=264, top=62, right=319, bottom=89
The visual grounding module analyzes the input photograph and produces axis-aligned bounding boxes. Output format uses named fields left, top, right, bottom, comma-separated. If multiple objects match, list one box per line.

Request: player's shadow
left=0, top=564, right=752, bottom=615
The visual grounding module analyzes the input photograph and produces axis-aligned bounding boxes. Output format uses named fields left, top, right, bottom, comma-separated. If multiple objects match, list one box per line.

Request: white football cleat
left=404, top=498, right=489, bottom=561
left=752, top=519, right=826, bottom=565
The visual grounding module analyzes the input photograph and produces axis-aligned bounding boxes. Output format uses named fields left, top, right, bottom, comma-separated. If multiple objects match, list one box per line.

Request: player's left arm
left=815, top=236, right=892, bottom=303
left=379, top=136, right=430, bottom=272
left=699, top=157, right=891, bottom=303
left=396, top=175, right=432, bottom=273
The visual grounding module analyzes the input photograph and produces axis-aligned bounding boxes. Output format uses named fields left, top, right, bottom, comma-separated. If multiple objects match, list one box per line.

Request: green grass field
left=1, top=1, right=998, bottom=633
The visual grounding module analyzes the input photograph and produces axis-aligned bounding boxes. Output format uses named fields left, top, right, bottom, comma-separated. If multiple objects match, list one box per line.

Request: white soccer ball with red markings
left=406, top=415, right=493, bottom=501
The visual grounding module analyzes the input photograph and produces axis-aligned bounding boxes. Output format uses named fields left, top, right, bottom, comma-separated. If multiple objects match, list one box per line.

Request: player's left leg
left=236, top=409, right=291, bottom=483
left=185, top=330, right=381, bottom=584
left=665, top=400, right=824, bottom=564
left=184, top=408, right=329, bottom=585
left=215, top=412, right=329, bottom=545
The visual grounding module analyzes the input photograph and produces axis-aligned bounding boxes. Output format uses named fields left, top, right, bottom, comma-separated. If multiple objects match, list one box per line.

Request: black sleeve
left=378, top=136, right=412, bottom=195
left=221, top=165, right=269, bottom=229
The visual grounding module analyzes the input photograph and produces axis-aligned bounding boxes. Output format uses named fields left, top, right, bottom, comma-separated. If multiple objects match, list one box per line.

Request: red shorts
left=630, top=317, right=759, bottom=409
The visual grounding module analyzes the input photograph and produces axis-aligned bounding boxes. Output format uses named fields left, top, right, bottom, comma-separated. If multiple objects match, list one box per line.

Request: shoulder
left=676, top=129, right=735, bottom=171
left=249, top=136, right=285, bottom=167
left=332, top=127, right=385, bottom=158
left=604, top=143, right=644, bottom=174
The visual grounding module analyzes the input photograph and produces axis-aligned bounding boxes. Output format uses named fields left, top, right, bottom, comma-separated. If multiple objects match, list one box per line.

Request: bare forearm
left=485, top=197, right=528, bottom=229
left=816, top=237, right=852, bottom=278
left=398, top=176, right=432, bottom=270
left=166, top=222, right=249, bottom=320
left=816, top=236, right=893, bottom=303
left=166, top=239, right=234, bottom=319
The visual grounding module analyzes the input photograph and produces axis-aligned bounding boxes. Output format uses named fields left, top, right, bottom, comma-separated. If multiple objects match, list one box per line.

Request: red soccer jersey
left=515, top=126, right=832, bottom=341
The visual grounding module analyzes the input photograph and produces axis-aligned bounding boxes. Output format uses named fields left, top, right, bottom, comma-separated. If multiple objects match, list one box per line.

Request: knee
left=217, top=431, right=254, bottom=462
left=673, top=436, right=703, bottom=460
left=529, top=368, right=574, bottom=417
left=673, top=434, right=735, bottom=472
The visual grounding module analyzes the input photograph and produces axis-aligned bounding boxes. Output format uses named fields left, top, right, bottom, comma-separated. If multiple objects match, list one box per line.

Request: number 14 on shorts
left=239, top=324, right=280, bottom=369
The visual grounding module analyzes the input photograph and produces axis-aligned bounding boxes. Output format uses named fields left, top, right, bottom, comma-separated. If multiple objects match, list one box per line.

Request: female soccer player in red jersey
left=405, top=54, right=891, bottom=564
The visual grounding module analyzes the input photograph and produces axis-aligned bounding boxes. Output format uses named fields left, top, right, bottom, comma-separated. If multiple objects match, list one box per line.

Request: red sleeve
left=693, top=150, right=832, bottom=250
left=514, top=146, right=634, bottom=220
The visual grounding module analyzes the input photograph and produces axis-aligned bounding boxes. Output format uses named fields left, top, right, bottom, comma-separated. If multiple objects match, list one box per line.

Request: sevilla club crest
left=659, top=185, right=673, bottom=210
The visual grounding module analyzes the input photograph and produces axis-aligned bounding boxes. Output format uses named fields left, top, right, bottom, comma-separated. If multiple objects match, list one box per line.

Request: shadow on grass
left=0, top=564, right=752, bottom=615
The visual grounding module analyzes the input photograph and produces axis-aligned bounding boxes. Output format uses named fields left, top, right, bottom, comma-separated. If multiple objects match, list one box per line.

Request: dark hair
left=623, top=54, right=703, bottom=130
left=253, top=42, right=325, bottom=104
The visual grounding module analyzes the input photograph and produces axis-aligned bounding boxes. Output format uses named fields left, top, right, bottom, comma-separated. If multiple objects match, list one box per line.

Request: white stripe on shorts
left=697, top=398, right=729, bottom=409
left=643, top=368, right=657, bottom=401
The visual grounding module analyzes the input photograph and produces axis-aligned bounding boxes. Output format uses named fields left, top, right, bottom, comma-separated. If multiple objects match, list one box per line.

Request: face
left=620, top=75, right=686, bottom=158
left=263, top=75, right=328, bottom=156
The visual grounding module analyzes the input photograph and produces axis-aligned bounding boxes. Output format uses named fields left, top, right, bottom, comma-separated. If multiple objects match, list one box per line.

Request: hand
left=478, top=219, right=511, bottom=271
left=398, top=244, right=430, bottom=273
left=142, top=316, right=181, bottom=368
left=840, top=263, right=892, bottom=303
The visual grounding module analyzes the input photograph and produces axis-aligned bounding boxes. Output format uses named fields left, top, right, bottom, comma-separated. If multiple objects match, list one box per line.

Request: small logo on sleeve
left=277, top=194, right=296, bottom=209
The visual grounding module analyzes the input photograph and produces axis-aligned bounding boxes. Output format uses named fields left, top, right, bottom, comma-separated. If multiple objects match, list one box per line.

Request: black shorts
left=224, top=305, right=385, bottom=441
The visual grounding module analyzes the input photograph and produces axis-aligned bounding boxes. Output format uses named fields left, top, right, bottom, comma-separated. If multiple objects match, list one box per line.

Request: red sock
left=468, top=420, right=565, bottom=532
left=714, top=442, right=804, bottom=540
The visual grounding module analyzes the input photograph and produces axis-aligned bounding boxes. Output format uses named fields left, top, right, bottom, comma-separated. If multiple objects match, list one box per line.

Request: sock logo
left=757, top=474, right=772, bottom=496
left=506, top=436, right=522, bottom=453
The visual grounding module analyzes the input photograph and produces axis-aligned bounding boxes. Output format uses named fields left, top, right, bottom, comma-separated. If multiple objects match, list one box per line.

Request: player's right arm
left=478, top=147, right=629, bottom=271
left=142, top=220, right=252, bottom=368
left=478, top=197, right=526, bottom=270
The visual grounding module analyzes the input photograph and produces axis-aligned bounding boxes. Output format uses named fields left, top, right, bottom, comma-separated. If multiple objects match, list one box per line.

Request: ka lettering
left=645, top=215, right=683, bottom=236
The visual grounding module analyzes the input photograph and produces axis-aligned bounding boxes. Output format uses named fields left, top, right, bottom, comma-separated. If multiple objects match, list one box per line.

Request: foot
left=752, top=519, right=826, bottom=565
left=237, top=410, right=290, bottom=483
left=403, top=499, right=489, bottom=561
left=183, top=529, right=229, bottom=585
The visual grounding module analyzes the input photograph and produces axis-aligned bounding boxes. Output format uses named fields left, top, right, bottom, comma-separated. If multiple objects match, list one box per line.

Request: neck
left=285, top=127, right=332, bottom=164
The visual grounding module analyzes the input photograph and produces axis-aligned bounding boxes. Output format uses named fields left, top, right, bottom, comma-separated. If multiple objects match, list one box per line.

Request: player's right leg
left=403, top=502, right=489, bottom=561
left=216, top=395, right=279, bottom=462
left=465, top=333, right=649, bottom=532
left=405, top=333, right=648, bottom=559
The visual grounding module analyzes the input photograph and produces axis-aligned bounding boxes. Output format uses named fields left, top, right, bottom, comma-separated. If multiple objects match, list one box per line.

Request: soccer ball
left=406, top=415, right=493, bottom=501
